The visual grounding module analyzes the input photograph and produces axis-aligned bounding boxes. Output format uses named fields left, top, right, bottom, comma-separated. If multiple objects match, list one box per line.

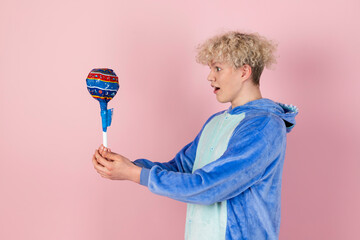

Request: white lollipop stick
left=103, top=131, right=108, bottom=147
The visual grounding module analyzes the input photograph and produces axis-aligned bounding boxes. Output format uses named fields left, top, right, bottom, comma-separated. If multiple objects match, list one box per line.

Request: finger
left=95, top=150, right=112, bottom=170
left=99, top=145, right=105, bottom=155
left=93, top=153, right=110, bottom=173
left=101, top=145, right=108, bottom=154
left=92, top=155, right=104, bottom=170
left=96, top=168, right=109, bottom=177
left=94, top=150, right=106, bottom=167
left=101, top=150, right=118, bottom=161
left=96, top=168, right=109, bottom=178
left=100, top=174, right=108, bottom=179
left=99, top=148, right=107, bottom=157
left=92, top=154, right=99, bottom=166
left=102, top=150, right=114, bottom=162
left=96, top=149, right=113, bottom=162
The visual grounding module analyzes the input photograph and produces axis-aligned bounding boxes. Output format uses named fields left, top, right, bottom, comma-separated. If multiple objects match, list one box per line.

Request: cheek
left=229, top=76, right=241, bottom=88
left=220, top=78, right=235, bottom=90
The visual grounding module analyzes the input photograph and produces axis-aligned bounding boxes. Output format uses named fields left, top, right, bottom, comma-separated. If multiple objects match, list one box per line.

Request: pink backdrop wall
left=1, top=0, right=359, bottom=239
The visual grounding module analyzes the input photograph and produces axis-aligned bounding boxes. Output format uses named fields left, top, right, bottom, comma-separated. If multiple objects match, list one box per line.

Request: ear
left=240, top=64, right=252, bottom=80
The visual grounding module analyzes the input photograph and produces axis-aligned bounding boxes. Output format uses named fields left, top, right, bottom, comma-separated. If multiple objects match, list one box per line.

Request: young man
left=92, top=31, right=298, bottom=240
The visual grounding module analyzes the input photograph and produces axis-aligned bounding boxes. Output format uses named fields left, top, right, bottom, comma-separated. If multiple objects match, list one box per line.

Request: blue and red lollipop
left=86, top=68, right=119, bottom=147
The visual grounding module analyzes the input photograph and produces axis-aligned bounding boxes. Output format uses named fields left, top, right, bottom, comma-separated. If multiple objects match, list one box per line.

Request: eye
left=215, top=66, right=221, bottom=72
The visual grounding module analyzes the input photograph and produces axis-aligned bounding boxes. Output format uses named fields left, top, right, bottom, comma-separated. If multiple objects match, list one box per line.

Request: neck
left=231, top=81, right=263, bottom=108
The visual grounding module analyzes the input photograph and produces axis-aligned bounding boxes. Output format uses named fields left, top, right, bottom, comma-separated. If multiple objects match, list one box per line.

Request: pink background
left=1, top=0, right=359, bottom=239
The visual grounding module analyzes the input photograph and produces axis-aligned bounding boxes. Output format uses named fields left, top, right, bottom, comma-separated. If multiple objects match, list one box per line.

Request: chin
left=216, top=96, right=230, bottom=104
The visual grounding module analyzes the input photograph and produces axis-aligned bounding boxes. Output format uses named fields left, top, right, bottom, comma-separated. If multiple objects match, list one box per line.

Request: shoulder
left=227, top=113, right=286, bottom=159
left=235, top=112, right=286, bottom=137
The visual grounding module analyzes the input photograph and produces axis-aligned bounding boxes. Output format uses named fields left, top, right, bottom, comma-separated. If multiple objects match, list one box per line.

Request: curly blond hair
left=195, top=31, right=278, bottom=85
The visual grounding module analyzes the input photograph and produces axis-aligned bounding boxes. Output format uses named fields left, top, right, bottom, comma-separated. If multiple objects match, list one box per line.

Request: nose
left=207, top=70, right=215, bottom=82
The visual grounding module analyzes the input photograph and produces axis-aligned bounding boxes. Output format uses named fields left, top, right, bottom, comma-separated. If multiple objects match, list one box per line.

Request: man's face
left=207, top=62, right=244, bottom=106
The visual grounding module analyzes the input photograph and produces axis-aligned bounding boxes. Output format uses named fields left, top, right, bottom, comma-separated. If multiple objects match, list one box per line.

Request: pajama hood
left=225, top=98, right=299, bottom=133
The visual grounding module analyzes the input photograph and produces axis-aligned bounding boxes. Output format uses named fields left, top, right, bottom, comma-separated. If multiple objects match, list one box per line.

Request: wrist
left=131, top=165, right=142, bottom=184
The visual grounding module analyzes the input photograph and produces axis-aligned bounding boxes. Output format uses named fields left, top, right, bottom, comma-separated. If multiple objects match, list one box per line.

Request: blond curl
left=195, top=31, right=278, bottom=85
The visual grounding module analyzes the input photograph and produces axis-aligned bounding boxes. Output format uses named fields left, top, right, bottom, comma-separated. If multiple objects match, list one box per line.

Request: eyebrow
left=210, top=62, right=221, bottom=67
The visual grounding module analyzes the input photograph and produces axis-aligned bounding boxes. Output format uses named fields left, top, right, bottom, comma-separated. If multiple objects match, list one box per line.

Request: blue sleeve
left=132, top=112, right=222, bottom=173
left=139, top=116, right=286, bottom=205
left=133, top=140, right=198, bottom=173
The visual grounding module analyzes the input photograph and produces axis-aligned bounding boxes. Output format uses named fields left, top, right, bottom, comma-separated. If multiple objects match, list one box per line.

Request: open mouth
left=214, top=87, right=220, bottom=93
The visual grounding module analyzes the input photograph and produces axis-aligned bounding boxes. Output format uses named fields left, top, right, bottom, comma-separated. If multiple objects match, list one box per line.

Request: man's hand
left=92, top=145, right=142, bottom=184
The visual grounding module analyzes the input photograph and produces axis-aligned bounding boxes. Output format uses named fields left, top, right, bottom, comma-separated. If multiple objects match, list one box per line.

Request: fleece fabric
left=133, top=98, right=298, bottom=240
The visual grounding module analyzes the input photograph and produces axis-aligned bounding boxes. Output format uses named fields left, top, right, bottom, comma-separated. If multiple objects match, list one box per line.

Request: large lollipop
left=86, top=68, right=119, bottom=147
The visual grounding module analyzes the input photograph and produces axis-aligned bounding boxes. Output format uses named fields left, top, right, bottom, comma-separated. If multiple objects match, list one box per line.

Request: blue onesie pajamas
left=133, top=98, right=298, bottom=240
